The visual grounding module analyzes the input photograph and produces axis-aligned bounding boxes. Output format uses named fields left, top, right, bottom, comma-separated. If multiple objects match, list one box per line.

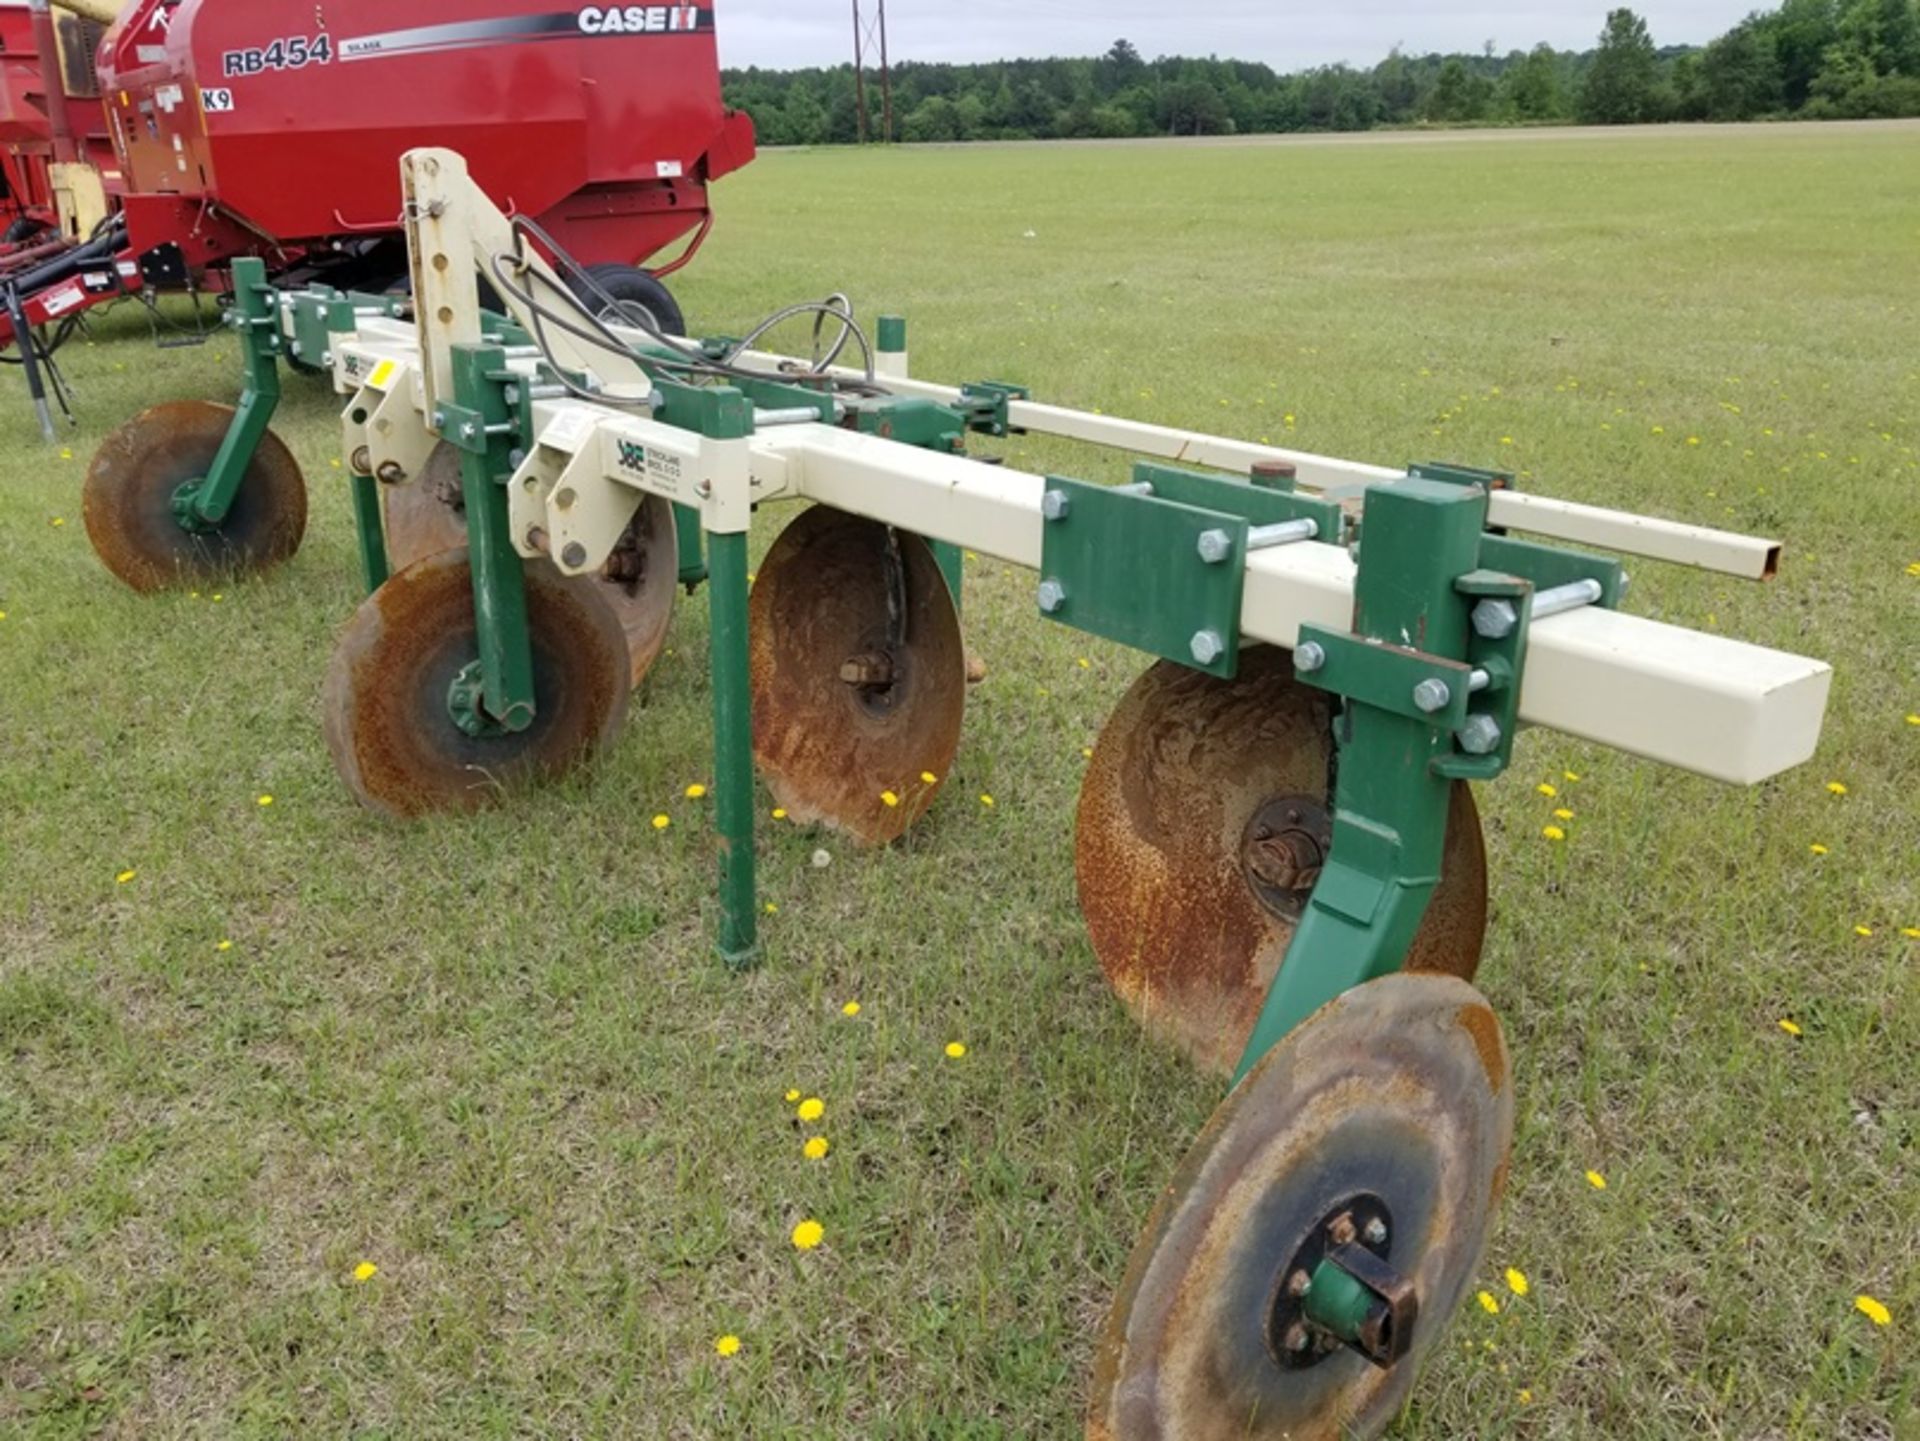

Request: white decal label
left=201, top=88, right=236, bottom=113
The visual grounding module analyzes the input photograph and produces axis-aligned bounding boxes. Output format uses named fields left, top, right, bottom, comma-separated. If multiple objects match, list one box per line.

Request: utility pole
left=850, top=0, right=892, bottom=143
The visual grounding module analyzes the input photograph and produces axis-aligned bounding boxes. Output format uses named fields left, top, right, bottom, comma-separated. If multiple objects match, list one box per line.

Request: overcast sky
left=716, top=1, right=1765, bottom=71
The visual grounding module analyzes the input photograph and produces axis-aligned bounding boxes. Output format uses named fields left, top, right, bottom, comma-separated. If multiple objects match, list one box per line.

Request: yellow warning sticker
left=368, top=359, right=397, bottom=390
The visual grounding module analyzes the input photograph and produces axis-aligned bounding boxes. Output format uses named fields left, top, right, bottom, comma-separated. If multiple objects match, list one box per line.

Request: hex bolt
left=1284, top=1323, right=1312, bottom=1353
left=1041, top=489, right=1072, bottom=522
left=1363, top=1218, right=1389, bottom=1247
left=1113, top=481, right=1155, bottom=497
left=1456, top=715, right=1503, bottom=755
left=1246, top=517, right=1319, bottom=551
left=1196, top=528, right=1233, bottom=564
left=1413, top=677, right=1453, bottom=713
left=1472, top=598, right=1518, bottom=640
left=1468, top=668, right=1492, bottom=694
left=560, top=541, right=588, bottom=568
left=1190, top=630, right=1227, bottom=665
left=1037, top=579, right=1067, bottom=614
left=1531, top=578, right=1604, bottom=620
left=1287, top=1269, right=1314, bottom=1298
left=508, top=448, right=527, bottom=469
left=1294, top=641, right=1327, bottom=673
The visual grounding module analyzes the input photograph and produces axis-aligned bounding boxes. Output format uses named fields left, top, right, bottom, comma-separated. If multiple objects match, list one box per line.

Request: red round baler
left=99, top=0, right=756, bottom=291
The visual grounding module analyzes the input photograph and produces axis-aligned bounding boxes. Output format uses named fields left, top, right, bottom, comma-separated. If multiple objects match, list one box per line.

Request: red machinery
left=100, top=0, right=755, bottom=300
left=5, top=0, right=754, bottom=434
left=0, top=0, right=116, bottom=246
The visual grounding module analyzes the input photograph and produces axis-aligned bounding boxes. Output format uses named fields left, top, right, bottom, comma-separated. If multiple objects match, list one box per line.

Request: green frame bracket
left=958, top=380, right=1029, bottom=437
left=1233, top=479, right=1491, bottom=1083
left=447, top=342, right=537, bottom=734
left=1037, top=466, right=1346, bottom=680
left=176, top=257, right=282, bottom=530
left=673, top=504, right=708, bottom=590
left=707, top=528, right=758, bottom=969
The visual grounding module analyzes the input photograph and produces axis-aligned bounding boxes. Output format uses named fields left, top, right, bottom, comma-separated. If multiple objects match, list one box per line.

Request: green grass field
left=2, top=123, right=1917, bottom=1438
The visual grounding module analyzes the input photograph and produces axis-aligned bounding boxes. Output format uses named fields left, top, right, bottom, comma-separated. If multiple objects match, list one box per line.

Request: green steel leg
left=930, top=539, right=964, bottom=611
left=1232, top=482, right=1488, bottom=1084
left=707, top=528, right=759, bottom=967
left=674, top=503, right=708, bottom=589
left=451, top=344, right=536, bottom=733
left=182, top=256, right=283, bottom=529
left=348, top=469, right=390, bottom=593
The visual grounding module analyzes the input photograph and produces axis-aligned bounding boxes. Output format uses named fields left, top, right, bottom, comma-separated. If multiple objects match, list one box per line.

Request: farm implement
left=83, top=148, right=1832, bottom=1437
left=6, top=0, right=754, bottom=436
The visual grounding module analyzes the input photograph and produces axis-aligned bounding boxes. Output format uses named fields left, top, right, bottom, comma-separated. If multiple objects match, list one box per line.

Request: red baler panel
left=102, top=0, right=733, bottom=247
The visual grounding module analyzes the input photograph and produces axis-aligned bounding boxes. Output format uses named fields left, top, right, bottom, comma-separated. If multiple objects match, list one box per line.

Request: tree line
left=722, top=1, right=1920, bottom=145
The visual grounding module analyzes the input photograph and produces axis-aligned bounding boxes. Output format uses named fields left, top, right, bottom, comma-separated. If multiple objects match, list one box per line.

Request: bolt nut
left=1036, top=579, right=1067, bottom=614
left=1190, top=630, right=1226, bottom=665
left=1287, top=1269, right=1314, bottom=1298
left=1196, top=528, right=1233, bottom=564
left=1284, top=1323, right=1312, bottom=1353
left=1294, top=641, right=1327, bottom=673
left=1041, top=489, right=1071, bottom=522
left=560, top=541, right=588, bottom=568
left=1412, top=677, right=1452, bottom=713
left=508, top=448, right=527, bottom=469
left=1363, top=1217, right=1389, bottom=1246
left=1472, top=598, right=1518, bottom=640
left=1456, top=714, right=1503, bottom=755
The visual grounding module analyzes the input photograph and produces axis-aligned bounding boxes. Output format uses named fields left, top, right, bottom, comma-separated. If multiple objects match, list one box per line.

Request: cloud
left=717, top=1, right=1764, bottom=71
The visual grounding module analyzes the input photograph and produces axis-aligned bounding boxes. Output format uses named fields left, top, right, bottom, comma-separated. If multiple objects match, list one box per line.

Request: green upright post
left=707, top=527, right=758, bottom=968
left=931, top=540, right=964, bottom=611
left=348, top=469, right=390, bottom=592
left=673, top=503, right=708, bottom=589
left=450, top=343, right=536, bottom=733
left=1232, top=481, right=1489, bottom=1083
left=182, top=257, right=283, bottom=528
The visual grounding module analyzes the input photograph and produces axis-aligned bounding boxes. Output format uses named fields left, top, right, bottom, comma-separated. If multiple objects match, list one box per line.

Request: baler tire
left=573, top=264, right=685, bottom=337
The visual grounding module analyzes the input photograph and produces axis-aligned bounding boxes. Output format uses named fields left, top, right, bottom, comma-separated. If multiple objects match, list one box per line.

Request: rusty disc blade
left=321, top=547, right=630, bottom=819
left=379, top=442, right=469, bottom=575
left=384, top=443, right=676, bottom=689
left=1076, top=648, right=1487, bottom=1078
left=83, top=400, right=306, bottom=593
left=749, top=506, right=965, bottom=845
left=1088, top=972, right=1514, bottom=1441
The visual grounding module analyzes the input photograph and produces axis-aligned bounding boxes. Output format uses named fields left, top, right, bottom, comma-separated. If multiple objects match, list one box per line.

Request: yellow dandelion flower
left=796, top=1096, right=825, bottom=1122
left=1564, top=770, right=1582, bottom=782
left=1477, top=1291, right=1501, bottom=1315
left=216, top=939, right=233, bottom=952
left=1809, top=843, right=1829, bottom=856
left=352, top=1261, right=378, bottom=1283
left=944, top=1041, right=968, bottom=1059
left=979, top=794, right=995, bottom=808
left=1505, top=1268, right=1530, bottom=1297
left=651, top=814, right=671, bottom=830
left=880, top=790, right=900, bottom=809
left=841, top=1001, right=860, bottom=1017
left=1855, top=1295, right=1891, bottom=1327
left=1903, top=928, right=1920, bottom=940
left=1081, top=747, right=1093, bottom=759
left=1542, top=826, right=1566, bottom=842
left=764, top=902, right=778, bottom=915
left=1825, top=781, right=1848, bottom=795
left=1585, top=1169, right=1608, bottom=1191
left=784, top=1089, right=801, bottom=1103
left=115, top=869, right=137, bottom=885
left=60, top=448, right=73, bottom=461
left=257, top=794, right=274, bottom=807
left=1537, top=783, right=1557, bottom=798
left=685, top=783, right=708, bottom=799
left=790, top=1219, right=824, bottom=1251
left=1500, top=436, right=1514, bottom=446
left=1686, top=436, right=1701, bottom=447
left=920, top=771, right=938, bottom=785
left=715, top=1333, right=742, bottom=1357
left=1553, top=808, right=1574, bottom=821
left=1518, top=1388, right=1534, bottom=1404
left=51, top=516, right=66, bottom=526
left=772, top=807, right=788, bottom=820
left=1854, top=925, right=1873, bottom=938
left=212, top=593, right=224, bottom=602
left=1906, top=714, right=1920, bottom=726
left=803, top=1136, right=830, bottom=1160
left=1077, top=657, right=1090, bottom=669
left=1778, top=1019, right=1802, bottom=1037
left=1651, top=426, right=1665, bottom=435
